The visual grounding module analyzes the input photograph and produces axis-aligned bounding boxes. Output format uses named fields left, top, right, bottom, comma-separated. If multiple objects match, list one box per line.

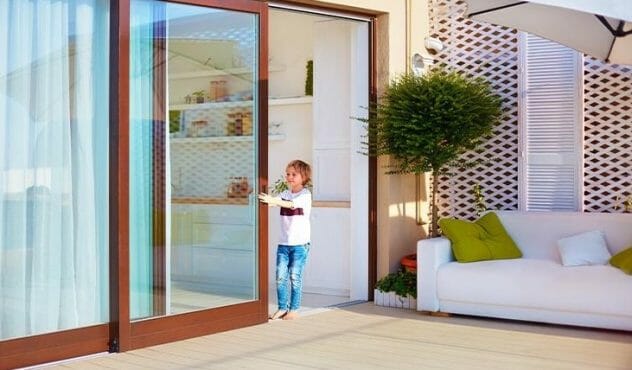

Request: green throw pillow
left=610, top=246, right=632, bottom=275
left=438, top=212, right=522, bottom=263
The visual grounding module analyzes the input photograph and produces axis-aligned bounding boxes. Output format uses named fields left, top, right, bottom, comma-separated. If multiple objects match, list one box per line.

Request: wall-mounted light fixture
left=411, top=53, right=437, bottom=76
left=424, top=36, right=445, bottom=54
left=411, top=37, right=444, bottom=76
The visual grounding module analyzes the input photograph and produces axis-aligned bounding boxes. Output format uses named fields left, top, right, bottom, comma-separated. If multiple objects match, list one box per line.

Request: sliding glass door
left=1, top=0, right=268, bottom=365
left=0, top=0, right=110, bottom=341
left=129, top=0, right=264, bottom=321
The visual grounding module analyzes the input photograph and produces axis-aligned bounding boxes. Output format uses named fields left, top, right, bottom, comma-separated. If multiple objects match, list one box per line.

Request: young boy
left=258, top=160, right=312, bottom=320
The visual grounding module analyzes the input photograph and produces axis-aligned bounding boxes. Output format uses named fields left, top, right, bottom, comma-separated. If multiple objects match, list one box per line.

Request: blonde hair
left=287, top=160, right=311, bottom=185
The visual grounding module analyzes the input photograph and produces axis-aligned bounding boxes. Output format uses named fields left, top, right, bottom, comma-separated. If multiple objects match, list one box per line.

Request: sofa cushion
left=494, top=211, right=632, bottom=261
left=557, top=230, right=611, bottom=266
left=610, top=247, right=632, bottom=275
left=439, top=212, right=522, bottom=263
left=437, top=258, right=632, bottom=318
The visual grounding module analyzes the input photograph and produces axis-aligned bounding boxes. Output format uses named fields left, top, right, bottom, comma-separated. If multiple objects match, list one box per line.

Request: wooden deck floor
left=37, top=303, right=632, bottom=370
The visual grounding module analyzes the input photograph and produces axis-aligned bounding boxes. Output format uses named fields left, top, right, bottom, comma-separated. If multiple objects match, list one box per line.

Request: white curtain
left=0, top=0, right=109, bottom=340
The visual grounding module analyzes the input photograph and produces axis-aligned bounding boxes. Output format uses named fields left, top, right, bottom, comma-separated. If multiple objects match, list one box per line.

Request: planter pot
left=400, top=253, right=417, bottom=273
left=373, top=289, right=416, bottom=309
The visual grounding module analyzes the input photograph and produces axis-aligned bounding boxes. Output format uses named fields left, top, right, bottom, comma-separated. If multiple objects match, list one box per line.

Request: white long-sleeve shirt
left=278, top=188, right=311, bottom=245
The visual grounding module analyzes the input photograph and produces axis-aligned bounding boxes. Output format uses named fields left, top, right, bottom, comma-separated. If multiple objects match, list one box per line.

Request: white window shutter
left=518, top=33, right=583, bottom=211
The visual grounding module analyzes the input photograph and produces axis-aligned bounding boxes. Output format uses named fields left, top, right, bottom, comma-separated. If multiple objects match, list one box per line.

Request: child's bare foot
left=282, top=311, right=299, bottom=320
left=269, top=310, right=287, bottom=320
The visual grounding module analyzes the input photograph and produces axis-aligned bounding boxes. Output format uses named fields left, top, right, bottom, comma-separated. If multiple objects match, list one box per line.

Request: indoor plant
left=359, top=66, right=502, bottom=237
left=191, top=90, right=207, bottom=104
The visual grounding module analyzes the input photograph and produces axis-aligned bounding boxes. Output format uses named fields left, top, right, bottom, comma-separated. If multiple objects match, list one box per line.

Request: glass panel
left=0, top=0, right=110, bottom=340
left=130, top=0, right=259, bottom=320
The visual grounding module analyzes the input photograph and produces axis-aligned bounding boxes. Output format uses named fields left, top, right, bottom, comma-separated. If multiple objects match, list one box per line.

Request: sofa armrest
left=417, top=236, right=454, bottom=312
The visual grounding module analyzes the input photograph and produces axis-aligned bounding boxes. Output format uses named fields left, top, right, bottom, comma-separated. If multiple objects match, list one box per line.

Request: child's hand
left=258, top=193, right=293, bottom=208
left=258, top=192, right=274, bottom=204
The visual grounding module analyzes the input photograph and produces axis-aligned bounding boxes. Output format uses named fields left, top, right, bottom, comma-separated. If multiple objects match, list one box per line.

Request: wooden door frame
left=268, top=0, right=379, bottom=301
left=116, top=0, right=270, bottom=351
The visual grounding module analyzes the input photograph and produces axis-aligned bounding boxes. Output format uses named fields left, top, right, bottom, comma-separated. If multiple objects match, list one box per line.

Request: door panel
left=129, top=0, right=263, bottom=321
left=0, top=0, right=112, bottom=367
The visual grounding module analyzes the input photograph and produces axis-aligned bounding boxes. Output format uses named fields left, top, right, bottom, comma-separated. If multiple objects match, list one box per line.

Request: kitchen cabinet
left=171, top=203, right=255, bottom=296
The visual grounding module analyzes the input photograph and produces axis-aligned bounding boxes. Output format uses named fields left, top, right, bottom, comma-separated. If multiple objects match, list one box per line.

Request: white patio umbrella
left=464, top=0, right=632, bottom=65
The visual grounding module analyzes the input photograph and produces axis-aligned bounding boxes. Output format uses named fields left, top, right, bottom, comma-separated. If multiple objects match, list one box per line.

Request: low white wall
left=268, top=206, right=351, bottom=297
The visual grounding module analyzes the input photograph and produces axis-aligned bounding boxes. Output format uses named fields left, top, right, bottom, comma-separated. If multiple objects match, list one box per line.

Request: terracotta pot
left=400, top=253, right=417, bottom=273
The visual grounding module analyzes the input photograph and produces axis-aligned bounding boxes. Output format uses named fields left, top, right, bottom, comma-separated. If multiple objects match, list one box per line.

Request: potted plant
left=374, top=269, right=417, bottom=309
left=191, top=90, right=207, bottom=104
left=359, top=66, right=502, bottom=237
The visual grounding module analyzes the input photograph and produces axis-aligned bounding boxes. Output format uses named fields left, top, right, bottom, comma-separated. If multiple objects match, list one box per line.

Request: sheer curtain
left=0, top=0, right=109, bottom=340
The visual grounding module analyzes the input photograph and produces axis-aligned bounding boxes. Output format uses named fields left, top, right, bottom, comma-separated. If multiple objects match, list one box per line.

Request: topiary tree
left=360, top=67, right=502, bottom=237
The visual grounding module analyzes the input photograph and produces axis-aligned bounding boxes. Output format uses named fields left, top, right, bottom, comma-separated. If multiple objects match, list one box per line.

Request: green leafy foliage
left=191, top=90, right=206, bottom=98
left=362, top=68, right=501, bottom=174
left=270, top=176, right=288, bottom=195
left=357, top=67, right=502, bottom=236
left=472, top=183, right=488, bottom=216
left=305, top=60, right=313, bottom=96
left=169, top=110, right=181, bottom=134
left=375, top=269, right=417, bottom=299
left=270, top=175, right=313, bottom=196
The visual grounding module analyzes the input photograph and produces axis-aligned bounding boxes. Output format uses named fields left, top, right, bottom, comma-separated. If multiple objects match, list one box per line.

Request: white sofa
left=417, top=211, right=632, bottom=330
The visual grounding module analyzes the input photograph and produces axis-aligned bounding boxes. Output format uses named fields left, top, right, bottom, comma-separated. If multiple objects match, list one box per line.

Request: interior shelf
left=269, top=96, right=313, bottom=106
left=170, top=100, right=252, bottom=111
left=170, top=134, right=285, bottom=144
left=170, top=96, right=312, bottom=111
left=169, top=64, right=285, bottom=80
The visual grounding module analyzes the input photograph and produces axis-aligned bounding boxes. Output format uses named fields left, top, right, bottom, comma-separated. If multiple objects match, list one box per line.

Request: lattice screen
left=429, top=0, right=519, bottom=220
left=169, top=22, right=257, bottom=200
left=171, top=140, right=254, bottom=198
left=583, top=58, right=632, bottom=212
left=428, top=0, right=631, bottom=218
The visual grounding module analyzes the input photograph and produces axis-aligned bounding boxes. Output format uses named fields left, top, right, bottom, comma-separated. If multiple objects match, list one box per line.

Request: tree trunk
left=431, top=170, right=439, bottom=237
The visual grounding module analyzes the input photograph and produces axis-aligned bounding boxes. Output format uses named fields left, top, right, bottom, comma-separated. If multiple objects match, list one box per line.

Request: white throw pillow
left=557, top=230, right=612, bottom=266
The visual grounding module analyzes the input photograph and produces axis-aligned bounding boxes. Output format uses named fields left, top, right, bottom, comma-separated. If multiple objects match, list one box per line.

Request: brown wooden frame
left=269, top=0, right=379, bottom=303
left=368, top=15, right=378, bottom=301
left=122, top=0, right=270, bottom=351
left=111, top=0, right=132, bottom=353
left=0, top=325, right=110, bottom=370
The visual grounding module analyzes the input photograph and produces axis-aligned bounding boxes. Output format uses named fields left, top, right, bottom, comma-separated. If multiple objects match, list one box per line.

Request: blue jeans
left=276, top=243, right=310, bottom=311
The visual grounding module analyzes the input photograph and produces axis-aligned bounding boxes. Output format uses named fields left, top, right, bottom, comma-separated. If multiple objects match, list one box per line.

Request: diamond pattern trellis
left=169, top=22, right=257, bottom=200
left=428, top=0, right=631, bottom=218
left=171, top=139, right=254, bottom=198
left=583, top=58, right=632, bottom=212
left=429, top=0, right=519, bottom=220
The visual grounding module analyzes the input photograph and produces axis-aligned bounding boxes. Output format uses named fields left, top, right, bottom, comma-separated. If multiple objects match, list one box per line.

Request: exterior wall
left=373, top=0, right=433, bottom=277
left=428, top=0, right=631, bottom=219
